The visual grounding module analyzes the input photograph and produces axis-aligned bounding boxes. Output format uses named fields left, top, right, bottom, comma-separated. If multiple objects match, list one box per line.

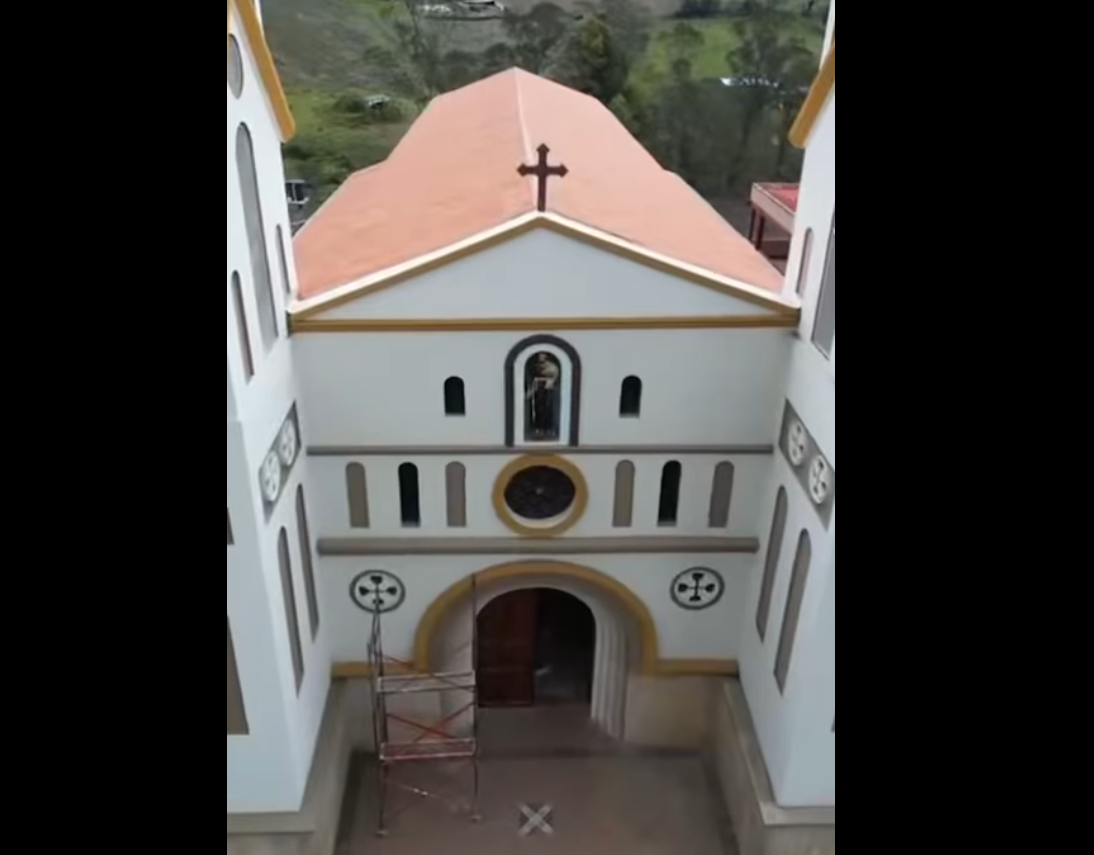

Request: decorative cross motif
left=350, top=570, right=407, bottom=614
left=519, top=804, right=555, bottom=837
left=671, top=568, right=726, bottom=611
left=518, top=144, right=569, bottom=213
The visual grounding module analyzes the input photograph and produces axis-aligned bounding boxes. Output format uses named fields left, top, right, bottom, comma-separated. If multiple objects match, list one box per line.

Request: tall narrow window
left=613, top=460, right=636, bottom=528
left=278, top=528, right=305, bottom=693
left=620, top=376, right=643, bottom=417
left=708, top=462, right=736, bottom=528
left=346, top=464, right=370, bottom=529
left=231, top=272, right=254, bottom=381
left=775, top=530, right=813, bottom=693
left=796, top=228, right=815, bottom=296
left=658, top=462, right=683, bottom=526
left=757, top=488, right=789, bottom=640
left=236, top=124, right=279, bottom=351
left=444, top=377, right=466, bottom=416
left=399, top=463, right=421, bottom=527
left=227, top=617, right=249, bottom=735
left=277, top=225, right=292, bottom=296
left=295, top=487, right=320, bottom=640
left=813, top=215, right=836, bottom=358
left=446, top=462, right=467, bottom=528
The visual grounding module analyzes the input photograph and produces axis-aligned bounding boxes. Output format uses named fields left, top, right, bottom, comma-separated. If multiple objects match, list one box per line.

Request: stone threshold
left=318, top=536, right=761, bottom=557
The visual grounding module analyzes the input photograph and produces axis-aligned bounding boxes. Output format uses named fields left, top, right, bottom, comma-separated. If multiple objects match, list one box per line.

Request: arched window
left=277, top=528, right=305, bottom=693
left=813, top=214, right=836, bottom=358
left=445, top=377, right=467, bottom=417
left=346, top=464, right=370, bottom=529
left=227, top=617, right=249, bottom=735
left=227, top=35, right=244, bottom=98
left=775, top=530, right=813, bottom=693
left=756, top=488, right=789, bottom=640
left=236, top=124, right=279, bottom=351
left=277, top=225, right=292, bottom=296
left=446, top=462, right=467, bottom=527
left=399, top=463, right=421, bottom=527
left=658, top=462, right=683, bottom=526
left=230, top=272, right=254, bottom=381
left=796, top=228, right=815, bottom=297
left=295, top=487, right=320, bottom=639
left=708, top=462, right=736, bottom=528
left=620, top=376, right=643, bottom=417
left=613, top=460, right=636, bottom=528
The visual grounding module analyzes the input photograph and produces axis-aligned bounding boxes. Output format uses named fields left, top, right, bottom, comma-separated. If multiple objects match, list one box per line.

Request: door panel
left=478, top=591, right=539, bottom=707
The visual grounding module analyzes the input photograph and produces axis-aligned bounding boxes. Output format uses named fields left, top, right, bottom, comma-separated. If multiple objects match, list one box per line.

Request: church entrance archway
left=418, top=562, right=658, bottom=741
left=477, top=589, right=596, bottom=709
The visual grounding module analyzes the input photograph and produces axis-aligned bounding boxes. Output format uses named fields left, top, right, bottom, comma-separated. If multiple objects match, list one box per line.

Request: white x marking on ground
left=519, top=803, right=555, bottom=837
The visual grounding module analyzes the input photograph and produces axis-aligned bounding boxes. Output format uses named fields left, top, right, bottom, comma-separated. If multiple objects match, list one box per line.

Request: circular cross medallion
left=787, top=421, right=809, bottom=467
left=671, top=568, right=726, bottom=611
left=278, top=420, right=299, bottom=467
left=350, top=571, right=407, bottom=614
left=809, top=456, right=833, bottom=506
left=260, top=451, right=282, bottom=504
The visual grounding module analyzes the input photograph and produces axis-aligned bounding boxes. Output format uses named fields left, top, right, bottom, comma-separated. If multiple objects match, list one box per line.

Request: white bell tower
left=226, top=0, right=330, bottom=814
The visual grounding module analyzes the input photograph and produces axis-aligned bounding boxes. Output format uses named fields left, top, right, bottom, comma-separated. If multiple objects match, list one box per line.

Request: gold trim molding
left=493, top=455, right=590, bottom=538
left=790, top=42, right=835, bottom=149
left=227, top=0, right=296, bottom=140
left=291, top=215, right=801, bottom=324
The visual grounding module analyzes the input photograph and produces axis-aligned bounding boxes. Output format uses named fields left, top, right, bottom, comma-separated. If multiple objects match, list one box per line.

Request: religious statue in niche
left=525, top=352, right=562, bottom=441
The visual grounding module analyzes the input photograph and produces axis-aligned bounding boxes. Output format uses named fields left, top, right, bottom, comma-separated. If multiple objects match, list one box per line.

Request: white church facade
left=227, top=0, right=835, bottom=850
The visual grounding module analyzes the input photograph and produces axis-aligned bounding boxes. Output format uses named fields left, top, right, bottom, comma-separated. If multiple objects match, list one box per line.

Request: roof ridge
left=513, top=69, right=536, bottom=212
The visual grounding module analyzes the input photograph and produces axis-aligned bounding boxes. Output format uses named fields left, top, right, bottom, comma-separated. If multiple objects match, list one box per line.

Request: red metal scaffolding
left=369, top=579, right=481, bottom=837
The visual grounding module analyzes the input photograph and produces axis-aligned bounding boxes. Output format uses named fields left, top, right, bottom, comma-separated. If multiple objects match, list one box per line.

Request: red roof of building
left=294, top=69, right=785, bottom=301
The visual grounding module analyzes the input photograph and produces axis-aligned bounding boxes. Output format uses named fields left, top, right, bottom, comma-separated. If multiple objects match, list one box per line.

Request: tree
left=545, top=14, right=631, bottom=105
left=504, top=3, right=572, bottom=73
left=726, top=0, right=817, bottom=175
left=363, top=0, right=460, bottom=102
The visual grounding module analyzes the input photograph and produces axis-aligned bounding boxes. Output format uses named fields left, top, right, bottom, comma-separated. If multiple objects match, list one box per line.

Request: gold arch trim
left=227, top=0, right=296, bottom=140
left=493, top=455, right=590, bottom=538
left=790, top=42, right=835, bottom=149
left=414, top=561, right=662, bottom=675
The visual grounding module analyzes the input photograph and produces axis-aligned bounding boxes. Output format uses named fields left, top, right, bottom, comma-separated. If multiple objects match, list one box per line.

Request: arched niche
left=505, top=335, right=583, bottom=448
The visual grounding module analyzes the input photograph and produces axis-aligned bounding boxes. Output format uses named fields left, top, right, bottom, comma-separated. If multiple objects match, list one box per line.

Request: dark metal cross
left=679, top=572, right=719, bottom=605
left=518, top=144, right=569, bottom=213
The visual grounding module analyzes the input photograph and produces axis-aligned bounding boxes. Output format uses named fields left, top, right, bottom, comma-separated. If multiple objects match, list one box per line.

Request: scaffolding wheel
left=375, top=829, right=389, bottom=839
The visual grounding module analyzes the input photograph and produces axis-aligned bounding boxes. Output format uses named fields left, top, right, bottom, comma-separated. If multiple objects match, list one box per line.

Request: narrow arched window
left=231, top=272, right=254, bottom=381
left=445, top=377, right=466, bottom=416
left=620, top=376, right=643, bottom=417
left=813, top=214, right=836, bottom=358
left=708, top=462, right=736, bottom=528
left=277, top=225, right=293, bottom=296
left=295, top=487, right=320, bottom=639
left=658, top=461, right=683, bottom=526
left=346, top=463, right=370, bottom=529
left=757, top=488, right=789, bottom=640
left=227, top=617, right=249, bottom=735
left=236, top=124, right=279, bottom=350
left=277, top=528, right=305, bottom=693
left=446, top=462, right=467, bottom=528
left=775, top=530, right=813, bottom=693
left=796, top=228, right=815, bottom=297
left=613, top=460, right=636, bottom=528
left=399, top=463, right=421, bottom=527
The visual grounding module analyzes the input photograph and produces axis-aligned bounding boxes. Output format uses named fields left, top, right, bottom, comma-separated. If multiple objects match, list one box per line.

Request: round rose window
left=504, top=466, right=578, bottom=521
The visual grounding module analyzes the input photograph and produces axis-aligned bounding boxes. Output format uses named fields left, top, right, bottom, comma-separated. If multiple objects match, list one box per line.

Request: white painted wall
left=317, top=553, right=754, bottom=667
left=296, top=328, right=791, bottom=448
left=308, top=453, right=772, bottom=540
left=309, top=229, right=781, bottom=321
left=738, top=82, right=836, bottom=809
left=227, top=5, right=330, bottom=815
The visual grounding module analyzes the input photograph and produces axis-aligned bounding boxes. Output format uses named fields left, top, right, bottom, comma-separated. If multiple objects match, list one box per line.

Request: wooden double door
left=477, top=591, right=540, bottom=707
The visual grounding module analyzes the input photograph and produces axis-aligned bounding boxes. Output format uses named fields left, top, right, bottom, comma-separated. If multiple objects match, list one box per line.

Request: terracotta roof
left=294, top=69, right=785, bottom=301
left=769, top=185, right=800, bottom=213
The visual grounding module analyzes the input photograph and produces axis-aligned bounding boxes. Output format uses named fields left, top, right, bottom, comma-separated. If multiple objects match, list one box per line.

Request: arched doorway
left=420, top=562, right=657, bottom=742
left=478, top=589, right=596, bottom=709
